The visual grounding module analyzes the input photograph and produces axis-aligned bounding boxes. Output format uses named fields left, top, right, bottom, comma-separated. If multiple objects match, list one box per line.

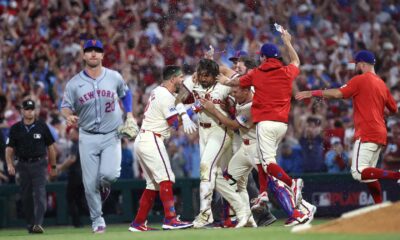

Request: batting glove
left=181, top=114, right=197, bottom=134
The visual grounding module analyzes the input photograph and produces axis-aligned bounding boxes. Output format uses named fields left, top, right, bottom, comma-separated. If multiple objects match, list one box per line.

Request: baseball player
left=183, top=59, right=253, bottom=228
left=296, top=50, right=400, bottom=204
left=61, top=39, right=139, bottom=233
left=200, top=85, right=316, bottom=227
left=128, top=65, right=195, bottom=232
left=218, top=28, right=306, bottom=217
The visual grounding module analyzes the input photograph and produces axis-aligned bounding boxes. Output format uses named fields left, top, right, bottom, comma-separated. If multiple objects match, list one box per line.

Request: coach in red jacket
left=219, top=28, right=305, bottom=211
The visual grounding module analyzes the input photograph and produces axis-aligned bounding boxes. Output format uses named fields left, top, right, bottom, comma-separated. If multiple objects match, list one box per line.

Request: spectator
left=324, top=137, right=349, bottom=173
left=120, top=137, right=134, bottom=179
left=278, top=142, right=304, bottom=174
left=299, top=117, right=325, bottom=173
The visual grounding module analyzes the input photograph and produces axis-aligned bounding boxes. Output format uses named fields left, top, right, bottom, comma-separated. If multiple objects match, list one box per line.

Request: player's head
left=82, top=39, right=104, bottom=68
left=234, top=56, right=258, bottom=75
left=258, top=43, right=281, bottom=62
left=21, top=99, right=35, bottom=120
left=230, top=85, right=251, bottom=104
left=163, top=65, right=183, bottom=93
left=353, top=50, right=375, bottom=74
left=229, top=50, right=248, bottom=65
left=196, top=59, right=219, bottom=88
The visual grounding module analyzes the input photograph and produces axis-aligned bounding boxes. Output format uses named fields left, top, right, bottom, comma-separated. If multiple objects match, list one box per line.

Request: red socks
left=257, top=164, right=268, bottom=193
left=134, top=189, right=157, bottom=224
left=361, top=167, right=400, bottom=180
left=159, top=181, right=177, bottom=219
left=266, top=163, right=293, bottom=187
left=366, top=181, right=382, bottom=204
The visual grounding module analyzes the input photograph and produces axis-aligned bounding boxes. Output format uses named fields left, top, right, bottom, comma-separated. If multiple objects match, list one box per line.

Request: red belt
left=199, top=122, right=212, bottom=128
left=140, top=129, right=161, bottom=138
left=243, top=139, right=250, bottom=145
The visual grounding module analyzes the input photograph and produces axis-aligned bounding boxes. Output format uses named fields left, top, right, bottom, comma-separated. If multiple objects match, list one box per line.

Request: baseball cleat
left=303, top=203, right=317, bottom=225
left=129, top=221, right=158, bottom=232
left=284, top=210, right=309, bottom=227
left=100, top=186, right=111, bottom=203
left=235, top=211, right=252, bottom=228
left=291, top=178, right=304, bottom=207
left=250, top=191, right=269, bottom=212
left=31, top=225, right=44, bottom=234
left=223, top=217, right=237, bottom=228
left=162, top=216, right=193, bottom=230
left=193, top=212, right=213, bottom=229
left=93, top=226, right=106, bottom=234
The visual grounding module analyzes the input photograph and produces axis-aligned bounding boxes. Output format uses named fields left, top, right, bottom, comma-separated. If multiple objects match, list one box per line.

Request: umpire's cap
left=83, top=39, right=104, bottom=52
left=354, top=50, right=375, bottom=65
left=22, top=99, right=35, bottom=110
left=257, top=43, right=280, bottom=58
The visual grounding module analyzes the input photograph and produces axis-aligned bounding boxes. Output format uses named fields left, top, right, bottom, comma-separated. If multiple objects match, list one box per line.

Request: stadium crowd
left=0, top=0, right=400, bottom=185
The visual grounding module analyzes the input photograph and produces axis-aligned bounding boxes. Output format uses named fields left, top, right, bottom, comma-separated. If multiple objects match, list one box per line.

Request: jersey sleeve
left=61, top=82, right=75, bottom=111
left=339, top=76, right=361, bottom=99
left=115, top=71, right=128, bottom=98
left=159, top=94, right=179, bottom=120
left=42, top=122, right=56, bottom=146
left=283, top=64, right=300, bottom=80
left=6, top=126, right=16, bottom=148
left=239, top=69, right=254, bottom=88
left=235, top=114, right=251, bottom=129
left=386, top=88, right=398, bottom=113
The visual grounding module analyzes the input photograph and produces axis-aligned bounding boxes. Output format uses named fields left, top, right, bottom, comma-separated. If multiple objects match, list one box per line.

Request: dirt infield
left=307, top=201, right=400, bottom=233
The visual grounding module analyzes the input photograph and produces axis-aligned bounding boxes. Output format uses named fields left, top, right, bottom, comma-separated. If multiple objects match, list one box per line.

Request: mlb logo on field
left=33, top=134, right=42, bottom=139
left=312, top=192, right=331, bottom=206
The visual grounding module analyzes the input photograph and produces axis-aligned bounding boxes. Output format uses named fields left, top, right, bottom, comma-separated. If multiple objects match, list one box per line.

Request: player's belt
left=199, top=122, right=212, bottom=128
left=140, top=129, right=162, bottom=138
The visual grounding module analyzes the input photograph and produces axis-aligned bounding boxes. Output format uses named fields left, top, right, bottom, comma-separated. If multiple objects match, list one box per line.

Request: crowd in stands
left=0, top=0, right=400, bottom=184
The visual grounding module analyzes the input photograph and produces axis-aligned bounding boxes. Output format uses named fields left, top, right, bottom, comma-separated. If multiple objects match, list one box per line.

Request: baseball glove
left=118, top=116, right=139, bottom=139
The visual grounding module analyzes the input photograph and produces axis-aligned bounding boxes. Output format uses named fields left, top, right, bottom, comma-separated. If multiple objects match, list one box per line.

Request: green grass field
left=0, top=220, right=398, bottom=240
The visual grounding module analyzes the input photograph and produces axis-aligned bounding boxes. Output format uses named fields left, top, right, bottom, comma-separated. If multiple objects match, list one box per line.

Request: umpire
left=5, top=99, right=57, bottom=233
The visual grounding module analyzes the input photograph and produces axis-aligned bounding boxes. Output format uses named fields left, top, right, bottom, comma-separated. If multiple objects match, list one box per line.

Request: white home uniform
left=184, top=76, right=249, bottom=227
left=134, top=86, right=177, bottom=190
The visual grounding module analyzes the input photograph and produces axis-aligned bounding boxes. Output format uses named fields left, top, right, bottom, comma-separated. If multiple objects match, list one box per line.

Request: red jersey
left=239, top=58, right=299, bottom=123
left=339, top=72, right=398, bottom=145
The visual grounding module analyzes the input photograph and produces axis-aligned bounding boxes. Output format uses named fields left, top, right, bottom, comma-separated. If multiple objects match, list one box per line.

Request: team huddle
left=60, top=27, right=400, bottom=233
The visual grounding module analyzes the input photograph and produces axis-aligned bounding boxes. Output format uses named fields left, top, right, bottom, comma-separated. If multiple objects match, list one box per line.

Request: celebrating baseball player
left=218, top=27, right=307, bottom=225
left=61, top=39, right=139, bottom=233
left=200, top=83, right=316, bottom=227
left=128, top=65, right=195, bottom=232
left=296, top=50, right=400, bottom=204
left=182, top=58, right=253, bottom=228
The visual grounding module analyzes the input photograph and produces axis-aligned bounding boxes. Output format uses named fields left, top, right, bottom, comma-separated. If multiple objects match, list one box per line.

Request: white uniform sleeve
left=115, top=71, right=127, bottom=98
left=61, top=82, right=75, bottom=111
left=236, top=114, right=251, bottom=129
left=159, top=94, right=179, bottom=120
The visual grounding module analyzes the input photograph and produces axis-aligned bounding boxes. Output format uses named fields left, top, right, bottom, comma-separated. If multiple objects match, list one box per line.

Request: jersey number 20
left=105, top=101, right=115, bottom=112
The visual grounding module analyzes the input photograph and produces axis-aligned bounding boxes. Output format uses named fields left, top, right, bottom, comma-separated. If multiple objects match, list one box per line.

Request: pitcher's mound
left=306, top=201, right=400, bottom=233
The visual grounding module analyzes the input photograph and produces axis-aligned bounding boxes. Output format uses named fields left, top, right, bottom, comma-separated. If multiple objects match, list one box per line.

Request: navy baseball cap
left=257, top=43, right=280, bottom=58
left=229, top=50, right=249, bottom=62
left=354, top=50, right=375, bottom=65
left=22, top=99, right=35, bottom=110
left=83, top=39, right=104, bottom=52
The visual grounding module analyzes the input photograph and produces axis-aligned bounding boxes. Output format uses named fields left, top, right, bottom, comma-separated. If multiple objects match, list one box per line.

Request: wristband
left=311, top=90, right=323, bottom=97
left=175, top=103, right=187, bottom=116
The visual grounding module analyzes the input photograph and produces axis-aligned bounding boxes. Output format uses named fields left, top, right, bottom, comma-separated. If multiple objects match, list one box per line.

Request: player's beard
left=85, top=59, right=101, bottom=68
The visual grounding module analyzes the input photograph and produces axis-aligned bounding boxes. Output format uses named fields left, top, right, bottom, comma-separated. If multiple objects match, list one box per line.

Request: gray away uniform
left=61, top=67, right=127, bottom=230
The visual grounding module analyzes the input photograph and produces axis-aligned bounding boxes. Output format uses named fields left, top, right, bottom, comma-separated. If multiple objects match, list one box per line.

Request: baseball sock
left=366, top=181, right=382, bottom=204
left=159, top=181, right=177, bottom=220
left=361, top=167, right=400, bottom=180
left=134, top=189, right=158, bottom=224
left=266, top=163, right=293, bottom=187
left=256, top=164, right=268, bottom=193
